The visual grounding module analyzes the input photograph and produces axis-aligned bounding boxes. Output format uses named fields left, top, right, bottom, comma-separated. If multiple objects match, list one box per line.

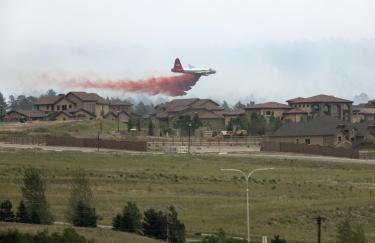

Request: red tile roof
left=245, top=102, right=291, bottom=110
left=287, top=95, right=353, bottom=104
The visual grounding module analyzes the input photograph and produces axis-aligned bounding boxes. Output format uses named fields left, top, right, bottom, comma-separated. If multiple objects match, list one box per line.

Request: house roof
left=152, top=98, right=222, bottom=117
left=68, top=92, right=108, bottom=104
left=48, top=110, right=74, bottom=119
left=109, top=101, right=132, bottom=106
left=354, top=107, right=375, bottom=115
left=287, top=94, right=353, bottom=104
left=271, top=116, right=349, bottom=137
left=223, top=109, right=246, bottom=116
left=245, top=102, right=291, bottom=110
left=8, top=109, right=47, bottom=118
left=35, top=95, right=65, bottom=105
left=103, top=110, right=132, bottom=118
left=283, top=108, right=308, bottom=115
left=199, top=111, right=224, bottom=119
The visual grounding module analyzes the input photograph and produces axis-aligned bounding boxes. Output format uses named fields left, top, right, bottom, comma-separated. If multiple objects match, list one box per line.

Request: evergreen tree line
left=0, top=167, right=186, bottom=243
left=112, top=202, right=185, bottom=243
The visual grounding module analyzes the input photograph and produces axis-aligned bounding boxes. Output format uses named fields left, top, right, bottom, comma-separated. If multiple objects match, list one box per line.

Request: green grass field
left=0, top=148, right=375, bottom=242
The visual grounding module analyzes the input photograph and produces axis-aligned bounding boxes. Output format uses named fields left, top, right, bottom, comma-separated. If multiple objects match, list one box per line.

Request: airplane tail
left=172, top=58, right=184, bottom=72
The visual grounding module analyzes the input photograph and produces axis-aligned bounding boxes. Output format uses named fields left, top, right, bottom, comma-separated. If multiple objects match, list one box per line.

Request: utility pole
left=313, top=215, right=325, bottom=243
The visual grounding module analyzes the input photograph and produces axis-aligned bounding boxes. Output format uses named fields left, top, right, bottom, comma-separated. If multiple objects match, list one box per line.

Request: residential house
left=1, top=110, right=48, bottom=122
left=282, top=108, right=308, bottom=123
left=286, top=94, right=353, bottom=122
left=269, top=116, right=353, bottom=148
left=244, top=102, right=292, bottom=121
left=35, top=91, right=112, bottom=120
left=149, top=98, right=224, bottom=135
left=352, top=107, right=375, bottom=123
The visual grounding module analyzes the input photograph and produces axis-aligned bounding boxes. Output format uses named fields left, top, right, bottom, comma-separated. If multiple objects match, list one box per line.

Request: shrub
left=271, top=235, right=287, bottom=243
left=201, top=229, right=245, bottom=243
left=112, top=202, right=142, bottom=233
left=0, top=200, right=15, bottom=222
left=15, top=200, right=29, bottom=223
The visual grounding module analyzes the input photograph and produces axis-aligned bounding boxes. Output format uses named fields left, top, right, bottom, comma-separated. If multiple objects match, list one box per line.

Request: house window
left=69, top=105, right=72, bottom=109
left=296, top=138, right=299, bottom=144
left=62, top=105, right=67, bottom=110
left=265, top=111, right=271, bottom=115
left=305, top=138, right=311, bottom=145
left=57, top=105, right=60, bottom=111
left=338, top=136, right=342, bottom=142
left=46, top=105, right=50, bottom=110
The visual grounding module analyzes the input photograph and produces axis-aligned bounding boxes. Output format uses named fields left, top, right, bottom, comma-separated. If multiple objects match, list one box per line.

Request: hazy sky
left=0, top=0, right=374, bottom=104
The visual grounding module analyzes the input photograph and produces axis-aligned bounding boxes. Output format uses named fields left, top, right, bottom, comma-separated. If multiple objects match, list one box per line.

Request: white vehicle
left=171, top=58, right=216, bottom=76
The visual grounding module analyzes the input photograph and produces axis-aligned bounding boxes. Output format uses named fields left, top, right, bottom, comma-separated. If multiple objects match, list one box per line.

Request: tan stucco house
left=286, top=94, right=353, bottom=122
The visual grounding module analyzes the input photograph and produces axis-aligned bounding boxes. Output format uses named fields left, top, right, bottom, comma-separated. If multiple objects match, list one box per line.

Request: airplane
left=171, top=58, right=216, bottom=76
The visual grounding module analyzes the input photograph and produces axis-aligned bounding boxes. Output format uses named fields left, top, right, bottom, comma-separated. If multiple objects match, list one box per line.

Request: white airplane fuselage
left=171, top=58, right=216, bottom=76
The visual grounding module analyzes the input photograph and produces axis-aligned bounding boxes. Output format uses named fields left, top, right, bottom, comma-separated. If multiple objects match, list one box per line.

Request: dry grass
left=0, top=222, right=162, bottom=243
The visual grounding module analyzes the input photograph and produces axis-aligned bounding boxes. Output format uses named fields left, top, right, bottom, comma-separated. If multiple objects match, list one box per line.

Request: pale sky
left=0, top=0, right=374, bottom=104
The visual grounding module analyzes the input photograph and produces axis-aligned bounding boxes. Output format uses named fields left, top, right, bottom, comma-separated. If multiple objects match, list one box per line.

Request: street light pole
left=221, top=167, right=274, bottom=243
left=117, top=111, right=120, bottom=132
left=188, top=122, right=192, bottom=154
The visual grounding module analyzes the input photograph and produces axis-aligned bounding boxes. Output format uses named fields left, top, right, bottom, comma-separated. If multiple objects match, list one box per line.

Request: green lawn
left=0, top=148, right=375, bottom=242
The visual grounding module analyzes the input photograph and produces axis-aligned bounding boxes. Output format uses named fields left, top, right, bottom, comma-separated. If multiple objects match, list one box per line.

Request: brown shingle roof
left=199, top=111, right=224, bottom=119
left=272, top=115, right=348, bottom=137
left=12, top=110, right=47, bottom=118
left=287, top=95, right=353, bottom=104
left=245, top=102, right=291, bottom=110
left=69, top=92, right=108, bottom=104
left=35, top=96, right=64, bottom=105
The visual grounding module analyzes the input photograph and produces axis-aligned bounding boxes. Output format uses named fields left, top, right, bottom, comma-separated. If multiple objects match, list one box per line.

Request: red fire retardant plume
left=63, top=74, right=201, bottom=96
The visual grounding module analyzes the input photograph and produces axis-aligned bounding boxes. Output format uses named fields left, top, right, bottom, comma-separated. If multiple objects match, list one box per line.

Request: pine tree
left=0, top=92, right=6, bottom=118
left=15, top=200, right=29, bottom=223
left=0, top=200, right=15, bottom=222
left=66, top=168, right=98, bottom=227
left=20, top=167, right=53, bottom=224
left=167, top=206, right=186, bottom=243
left=143, top=208, right=166, bottom=240
left=112, top=202, right=142, bottom=233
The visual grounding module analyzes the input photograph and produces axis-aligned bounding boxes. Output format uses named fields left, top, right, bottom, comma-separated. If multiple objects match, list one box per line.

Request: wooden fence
left=261, top=141, right=359, bottom=159
left=5, top=136, right=147, bottom=152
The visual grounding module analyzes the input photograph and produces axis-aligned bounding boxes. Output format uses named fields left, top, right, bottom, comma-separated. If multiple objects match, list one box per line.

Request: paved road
left=1, top=142, right=375, bottom=165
